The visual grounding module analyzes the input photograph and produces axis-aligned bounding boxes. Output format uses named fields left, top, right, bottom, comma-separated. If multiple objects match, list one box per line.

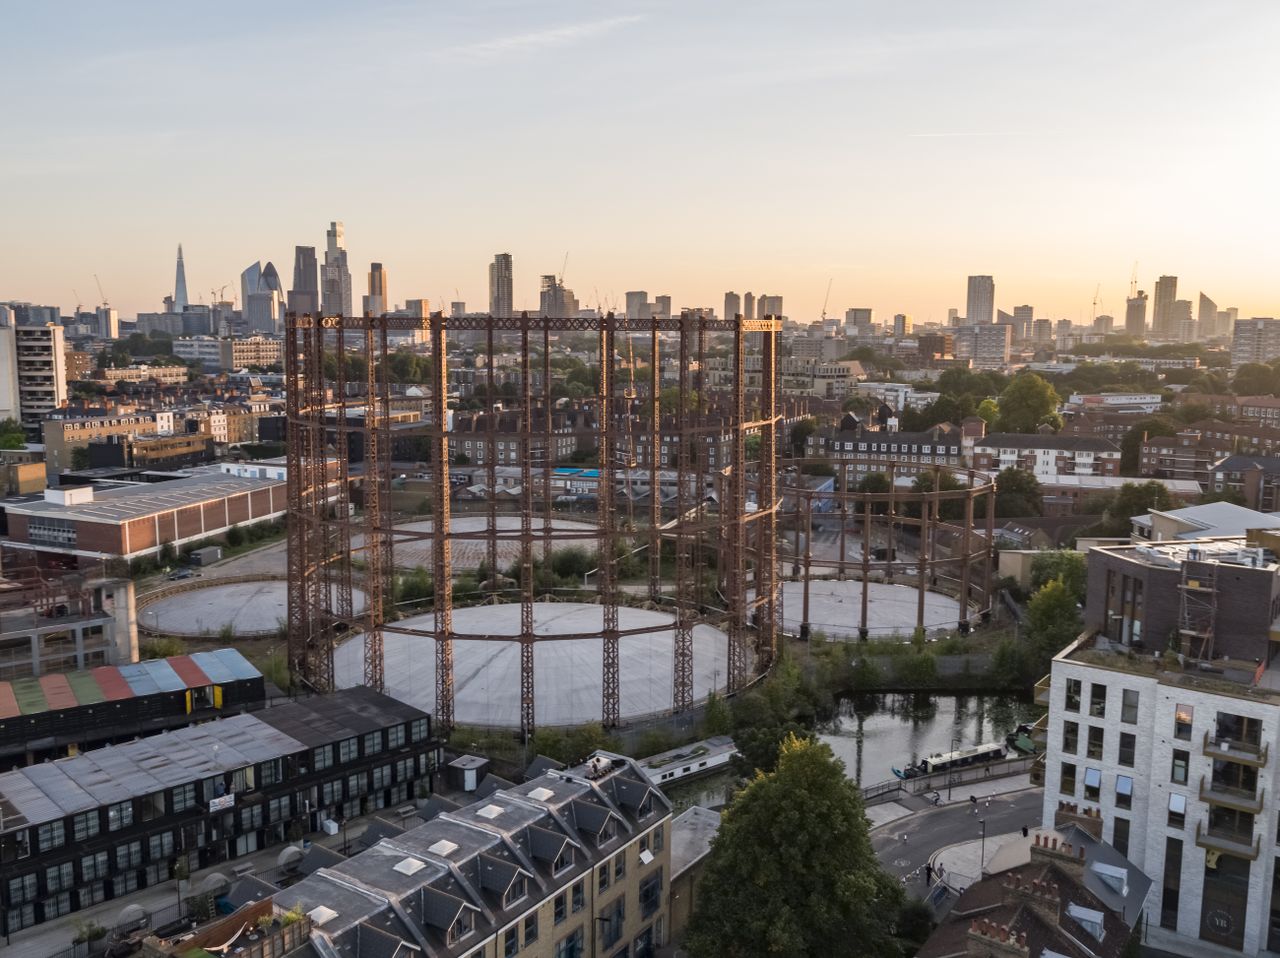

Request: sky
left=4, top=1, right=1279, bottom=325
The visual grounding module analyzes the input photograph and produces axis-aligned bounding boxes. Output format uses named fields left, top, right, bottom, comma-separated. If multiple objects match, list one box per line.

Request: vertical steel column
left=307, top=322, right=335, bottom=691
left=983, top=481, right=995, bottom=618
left=430, top=313, right=455, bottom=732
left=599, top=314, right=620, bottom=726
left=758, top=322, right=780, bottom=665
left=519, top=316, right=536, bottom=737
left=960, top=471, right=974, bottom=628
left=332, top=323, right=353, bottom=625
left=648, top=325, right=662, bottom=604
left=672, top=314, right=695, bottom=712
left=860, top=496, right=872, bottom=641
left=285, top=313, right=308, bottom=680
left=543, top=321, right=554, bottom=567
left=485, top=323, right=498, bottom=583
left=726, top=318, right=748, bottom=690
left=362, top=320, right=385, bottom=692
left=916, top=472, right=934, bottom=632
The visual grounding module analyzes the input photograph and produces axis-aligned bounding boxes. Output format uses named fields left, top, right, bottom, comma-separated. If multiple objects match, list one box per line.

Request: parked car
left=167, top=569, right=199, bottom=581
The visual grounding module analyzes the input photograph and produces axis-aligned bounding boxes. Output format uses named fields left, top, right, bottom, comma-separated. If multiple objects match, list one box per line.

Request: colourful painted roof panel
left=10, top=678, right=48, bottom=715
left=0, top=683, right=18, bottom=720
left=93, top=666, right=135, bottom=701
left=166, top=655, right=211, bottom=688
left=140, top=659, right=186, bottom=693
left=38, top=674, right=78, bottom=711
left=66, top=671, right=105, bottom=706
left=209, top=648, right=261, bottom=681
left=117, top=663, right=161, bottom=697
left=188, top=651, right=235, bottom=685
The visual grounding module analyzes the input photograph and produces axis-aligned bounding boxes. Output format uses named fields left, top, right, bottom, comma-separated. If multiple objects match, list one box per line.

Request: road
left=871, top=787, right=1043, bottom=882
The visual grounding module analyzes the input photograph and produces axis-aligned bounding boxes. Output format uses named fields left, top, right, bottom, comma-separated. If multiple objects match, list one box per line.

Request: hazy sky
left=4, top=1, right=1278, bottom=324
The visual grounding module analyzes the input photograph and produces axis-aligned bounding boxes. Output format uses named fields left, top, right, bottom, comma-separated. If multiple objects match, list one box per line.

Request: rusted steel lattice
left=285, top=311, right=782, bottom=735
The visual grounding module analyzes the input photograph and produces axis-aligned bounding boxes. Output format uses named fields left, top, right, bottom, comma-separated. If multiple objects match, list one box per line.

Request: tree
left=976, top=397, right=999, bottom=425
left=685, top=735, right=905, bottom=958
left=0, top=418, right=25, bottom=450
left=70, top=446, right=92, bottom=470
left=994, top=467, right=1042, bottom=517
left=1119, top=415, right=1177, bottom=474
left=1232, top=363, right=1280, bottom=396
left=1029, top=551, right=1087, bottom=604
left=1024, top=577, right=1083, bottom=674
left=995, top=373, right=1060, bottom=433
left=911, top=470, right=964, bottom=520
left=789, top=417, right=818, bottom=457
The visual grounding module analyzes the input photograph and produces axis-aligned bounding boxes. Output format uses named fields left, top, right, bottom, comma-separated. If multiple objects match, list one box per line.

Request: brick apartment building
left=971, top=432, right=1121, bottom=476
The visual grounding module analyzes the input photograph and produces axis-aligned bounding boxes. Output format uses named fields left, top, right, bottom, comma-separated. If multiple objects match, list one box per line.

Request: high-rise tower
left=364, top=263, right=388, bottom=316
left=724, top=291, right=741, bottom=320
left=173, top=244, right=189, bottom=313
left=1152, top=275, right=1177, bottom=338
left=1198, top=293, right=1218, bottom=338
left=289, top=246, right=320, bottom=315
left=743, top=292, right=756, bottom=321
left=966, top=275, right=994, bottom=325
left=1125, top=291, right=1148, bottom=338
left=321, top=221, right=353, bottom=316
left=489, top=253, right=513, bottom=318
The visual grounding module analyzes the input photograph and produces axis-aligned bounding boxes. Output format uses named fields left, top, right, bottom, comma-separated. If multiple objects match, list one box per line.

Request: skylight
left=529, top=786, right=554, bottom=801
left=477, top=804, right=505, bottom=819
left=393, top=857, right=426, bottom=876
left=308, top=905, right=338, bottom=926
left=428, top=839, right=459, bottom=857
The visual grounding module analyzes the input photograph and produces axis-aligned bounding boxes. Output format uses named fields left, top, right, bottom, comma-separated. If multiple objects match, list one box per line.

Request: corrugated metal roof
left=10, top=678, right=47, bottom=715
left=66, top=670, right=105, bottom=705
left=167, top=655, right=211, bottom=688
left=210, top=648, right=262, bottom=681
left=93, top=666, right=135, bottom=701
left=189, top=650, right=236, bottom=684
left=0, top=683, right=18, bottom=720
left=140, top=659, right=186, bottom=693
left=38, top=674, right=78, bottom=711
left=117, top=663, right=161, bottom=697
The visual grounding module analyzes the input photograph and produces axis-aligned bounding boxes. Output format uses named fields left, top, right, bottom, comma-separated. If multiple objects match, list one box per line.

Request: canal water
left=662, top=692, right=1039, bottom=811
left=820, top=692, right=1040, bottom=787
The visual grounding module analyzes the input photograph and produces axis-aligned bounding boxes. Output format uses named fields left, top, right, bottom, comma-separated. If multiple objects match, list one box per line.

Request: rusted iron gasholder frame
left=286, top=311, right=783, bottom=735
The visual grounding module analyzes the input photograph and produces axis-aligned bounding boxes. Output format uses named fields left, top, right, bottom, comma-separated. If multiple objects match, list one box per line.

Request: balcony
left=1030, top=713, right=1049, bottom=750
left=1034, top=675, right=1051, bottom=707
left=1199, top=775, right=1264, bottom=814
left=1195, top=820, right=1261, bottom=860
left=1203, top=730, right=1268, bottom=767
left=1030, top=753, right=1046, bottom=787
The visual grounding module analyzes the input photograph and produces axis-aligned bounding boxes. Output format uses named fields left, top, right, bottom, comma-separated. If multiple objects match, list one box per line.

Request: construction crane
left=212, top=284, right=230, bottom=304
left=71, top=289, right=83, bottom=315
left=1092, top=283, right=1101, bottom=322
left=559, top=251, right=569, bottom=286
left=820, top=278, right=833, bottom=323
left=1129, top=262, right=1139, bottom=298
left=94, top=274, right=109, bottom=308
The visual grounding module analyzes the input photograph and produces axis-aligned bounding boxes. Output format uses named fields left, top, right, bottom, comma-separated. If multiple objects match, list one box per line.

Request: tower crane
left=820, top=277, right=833, bottom=323
left=94, top=274, right=109, bottom=308
left=212, top=284, right=230, bottom=304
left=1129, top=262, right=1139, bottom=298
left=1092, top=283, right=1101, bottom=322
left=559, top=251, right=569, bottom=286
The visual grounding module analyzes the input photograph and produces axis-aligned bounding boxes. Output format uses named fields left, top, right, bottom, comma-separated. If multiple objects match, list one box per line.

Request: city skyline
left=3, top=2, right=1278, bottom=322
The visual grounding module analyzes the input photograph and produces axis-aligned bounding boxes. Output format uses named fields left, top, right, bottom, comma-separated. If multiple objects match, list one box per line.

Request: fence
left=860, top=753, right=1037, bottom=806
left=39, top=899, right=190, bottom=958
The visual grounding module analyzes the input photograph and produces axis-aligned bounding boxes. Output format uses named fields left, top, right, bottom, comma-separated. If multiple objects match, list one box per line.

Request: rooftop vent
left=427, top=839, right=459, bottom=857
left=529, top=787, right=554, bottom=801
left=393, top=857, right=426, bottom=876
left=477, top=804, right=504, bottom=820
left=308, top=905, right=338, bottom=926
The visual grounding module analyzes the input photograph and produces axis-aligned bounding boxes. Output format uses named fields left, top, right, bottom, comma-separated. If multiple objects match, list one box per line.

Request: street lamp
left=979, top=819, right=987, bottom=877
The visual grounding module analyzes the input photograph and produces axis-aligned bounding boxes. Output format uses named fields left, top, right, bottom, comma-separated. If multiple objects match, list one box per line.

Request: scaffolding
left=1179, top=560, right=1218, bottom=660
left=285, top=311, right=782, bottom=735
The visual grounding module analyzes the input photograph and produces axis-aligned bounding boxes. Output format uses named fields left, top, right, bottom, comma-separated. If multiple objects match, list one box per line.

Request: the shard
left=173, top=243, right=189, bottom=312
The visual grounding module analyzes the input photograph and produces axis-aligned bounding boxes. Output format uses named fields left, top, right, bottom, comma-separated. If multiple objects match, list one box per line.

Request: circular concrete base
left=335, top=602, right=731, bottom=727
left=144, top=581, right=367, bottom=637
left=357, top=516, right=599, bottom=570
left=774, top=579, right=962, bottom=639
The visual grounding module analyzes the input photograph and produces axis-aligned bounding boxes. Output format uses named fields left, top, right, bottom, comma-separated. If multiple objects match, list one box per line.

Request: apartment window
left=1174, top=704, right=1193, bottom=740
left=554, top=845, right=574, bottom=875
left=1168, top=793, right=1187, bottom=829
left=601, top=899, right=626, bottom=950
left=1089, top=683, right=1106, bottom=718
left=1118, top=732, right=1136, bottom=768
left=172, top=783, right=196, bottom=813
left=46, top=861, right=74, bottom=893
left=504, top=928, right=518, bottom=957
left=8, top=873, right=36, bottom=905
left=525, top=913, right=539, bottom=945
left=1060, top=762, right=1077, bottom=796
left=1065, top=679, right=1081, bottom=712
left=555, top=928, right=585, bottom=958
left=7, top=903, right=35, bottom=932
left=313, top=745, right=334, bottom=771
left=505, top=877, right=528, bottom=910
left=1086, top=727, right=1104, bottom=761
left=73, top=811, right=100, bottom=842
left=79, top=882, right=106, bottom=908
left=448, top=910, right=474, bottom=945
left=1105, top=770, right=1133, bottom=810
left=639, top=869, right=663, bottom=919
left=82, top=850, right=109, bottom=881
left=38, top=821, right=65, bottom=852
left=117, top=840, right=142, bottom=870
left=364, top=731, right=384, bottom=755
left=614, top=852, right=626, bottom=881
left=142, top=791, right=166, bottom=821
left=149, top=832, right=174, bottom=860
left=598, top=863, right=610, bottom=892
left=338, top=738, right=358, bottom=763
left=1171, top=749, right=1189, bottom=785
left=113, top=870, right=138, bottom=897
left=240, top=805, right=263, bottom=831
left=372, top=765, right=392, bottom=791
left=260, top=759, right=282, bottom=787
left=1112, top=817, right=1130, bottom=858
left=652, top=824, right=664, bottom=852
left=410, top=718, right=429, bottom=742
left=268, top=796, right=291, bottom=822
left=107, top=801, right=133, bottom=832
left=554, top=893, right=567, bottom=925
left=572, top=880, right=585, bottom=913
left=1083, top=767, right=1101, bottom=803
left=1121, top=689, right=1139, bottom=724
left=388, top=724, right=406, bottom=749
left=1062, top=721, right=1078, bottom=755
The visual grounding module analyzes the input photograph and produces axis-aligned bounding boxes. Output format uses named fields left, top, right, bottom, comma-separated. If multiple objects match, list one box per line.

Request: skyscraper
left=540, top=275, right=578, bottom=318
left=1218, top=307, right=1239, bottom=336
left=364, top=263, right=388, bottom=316
left=488, top=253, right=513, bottom=318
left=892, top=313, right=913, bottom=337
left=1013, top=305, right=1034, bottom=340
left=966, top=275, right=994, bottom=325
left=173, top=244, right=189, bottom=313
left=321, top=221, right=353, bottom=316
left=625, top=291, right=650, bottom=320
left=1171, top=299, right=1194, bottom=341
left=1152, top=275, right=1177, bottom=338
left=652, top=295, right=672, bottom=320
left=758, top=294, right=783, bottom=318
left=0, top=313, right=18, bottom=423
left=1198, top=293, right=1218, bottom=338
left=289, top=246, right=320, bottom=316
left=1232, top=318, right=1280, bottom=367
left=240, top=262, right=262, bottom=313
left=242, top=260, right=285, bottom=334
left=743, top=292, right=755, bottom=321
left=1125, top=291, right=1148, bottom=339
left=95, top=306, right=119, bottom=339
left=724, top=291, right=741, bottom=320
